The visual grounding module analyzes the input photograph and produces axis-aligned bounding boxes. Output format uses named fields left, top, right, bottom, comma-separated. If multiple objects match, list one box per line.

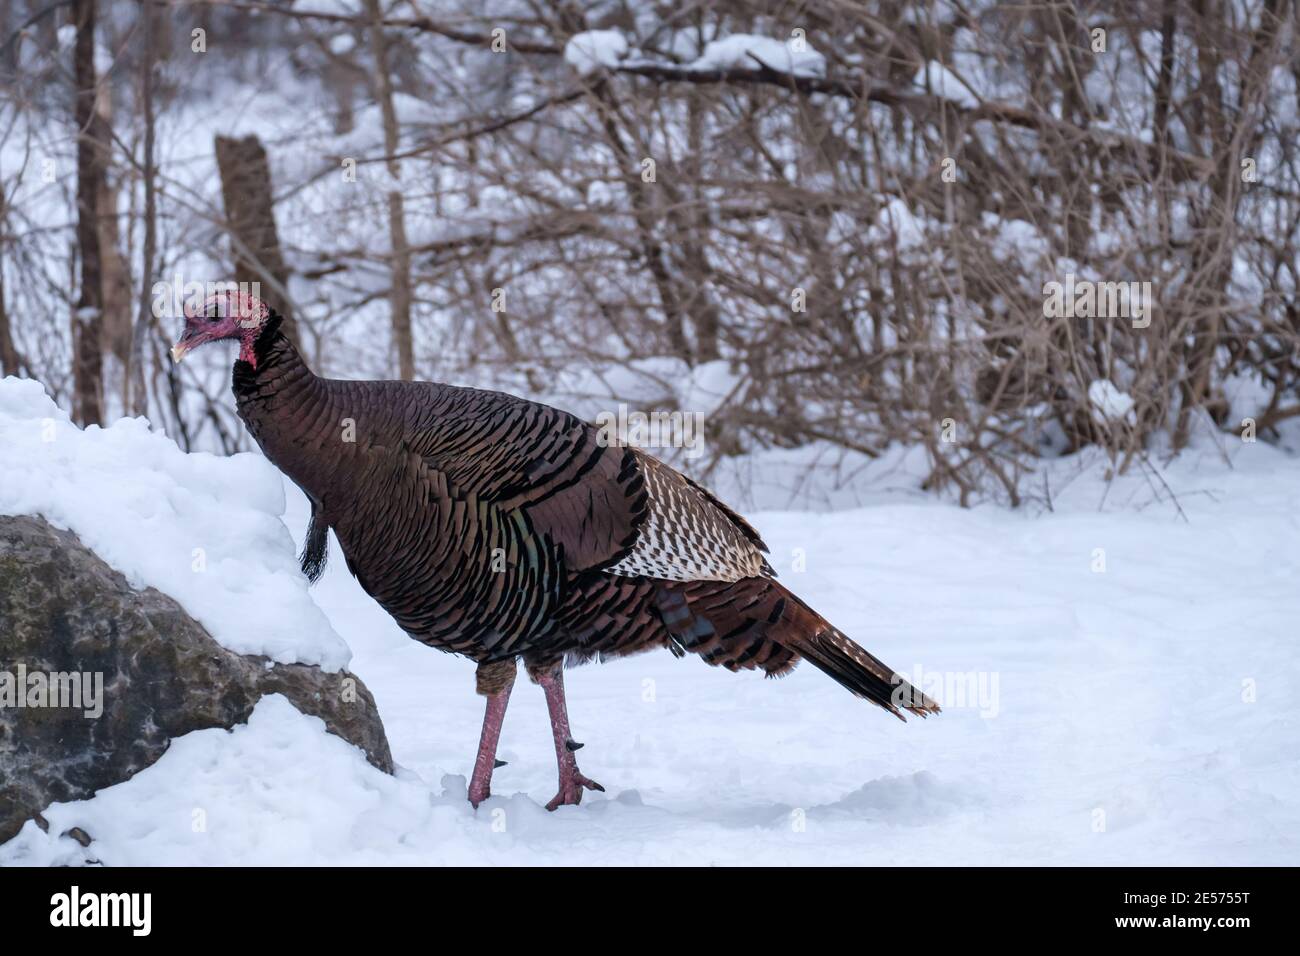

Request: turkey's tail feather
left=589, top=575, right=939, bottom=721
left=775, top=585, right=940, bottom=721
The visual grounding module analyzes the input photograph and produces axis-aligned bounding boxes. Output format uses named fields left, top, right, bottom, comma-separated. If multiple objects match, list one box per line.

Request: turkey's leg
left=468, top=660, right=516, bottom=807
left=532, top=665, right=605, bottom=810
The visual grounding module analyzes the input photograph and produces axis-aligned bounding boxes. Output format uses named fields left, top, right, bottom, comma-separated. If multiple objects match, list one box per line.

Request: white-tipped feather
left=607, top=455, right=765, bottom=582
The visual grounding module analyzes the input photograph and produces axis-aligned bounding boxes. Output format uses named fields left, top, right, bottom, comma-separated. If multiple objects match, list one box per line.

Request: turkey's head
left=170, top=289, right=272, bottom=367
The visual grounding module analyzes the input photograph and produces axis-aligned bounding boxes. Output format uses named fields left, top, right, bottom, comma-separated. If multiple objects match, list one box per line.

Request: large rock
left=0, top=514, right=392, bottom=845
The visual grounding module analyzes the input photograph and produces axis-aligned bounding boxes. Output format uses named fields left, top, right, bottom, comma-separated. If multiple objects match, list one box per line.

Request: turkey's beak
left=170, top=328, right=202, bottom=363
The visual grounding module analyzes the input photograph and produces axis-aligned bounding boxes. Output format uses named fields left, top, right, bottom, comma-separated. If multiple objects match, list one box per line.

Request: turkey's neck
left=232, top=316, right=339, bottom=502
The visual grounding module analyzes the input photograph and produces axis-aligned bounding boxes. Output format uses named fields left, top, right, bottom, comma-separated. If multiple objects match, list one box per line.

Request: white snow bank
left=0, top=696, right=435, bottom=866
left=693, top=34, right=826, bottom=78
left=915, top=61, right=980, bottom=107
left=564, top=30, right=629, bottom=75
left=0, top=377, right=350, bottom=670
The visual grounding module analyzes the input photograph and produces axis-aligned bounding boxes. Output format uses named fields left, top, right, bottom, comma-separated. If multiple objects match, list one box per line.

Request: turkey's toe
left=545, top=772, right=605, bottom=810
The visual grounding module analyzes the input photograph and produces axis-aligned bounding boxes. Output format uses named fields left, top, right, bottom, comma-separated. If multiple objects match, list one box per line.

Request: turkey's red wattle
left=237, top=326, right=260, bottom=368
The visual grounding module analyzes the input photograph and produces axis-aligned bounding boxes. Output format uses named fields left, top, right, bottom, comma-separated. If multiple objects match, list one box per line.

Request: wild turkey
left=171, top=290, right=939, bottom=809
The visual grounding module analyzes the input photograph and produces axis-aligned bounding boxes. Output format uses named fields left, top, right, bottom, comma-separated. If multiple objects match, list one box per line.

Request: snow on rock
left=0, top=377, right=350, bottom=670
left=0, top=696, right=421, bottom=867
left=1087, top=379, right=1137, bottom=424
left=692, top=34, right=827, bottom=78
left=915, top=61, right=980, bottom=107
left=564, top=30, right=630, bottom=75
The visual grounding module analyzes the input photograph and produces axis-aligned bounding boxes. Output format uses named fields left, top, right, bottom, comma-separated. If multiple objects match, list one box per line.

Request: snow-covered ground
left=2, top=376, right=1298, bottom=865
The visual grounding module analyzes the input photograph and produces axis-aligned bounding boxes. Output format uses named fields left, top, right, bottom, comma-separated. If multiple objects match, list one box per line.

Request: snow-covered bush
left=2, top=0, right=1297, bottom=505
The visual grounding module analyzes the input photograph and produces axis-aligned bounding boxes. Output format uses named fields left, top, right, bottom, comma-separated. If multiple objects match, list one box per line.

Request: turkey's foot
left=468, top=661, right=516, bottom=808
left=468, top=761, right=508, bottom=808
left=545, top=769, right=605, bottom=810
left=531, top=664, right=605, bottom=809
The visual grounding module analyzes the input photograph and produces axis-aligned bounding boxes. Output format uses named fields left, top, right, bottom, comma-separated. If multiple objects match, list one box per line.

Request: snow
left=292, top=0, right=362, bottom=13
left=584, top=179, right=618, bottom=208
left=1088, top=380, right=1137, bottom=424
left=0, top=377, right=349, bottom=670
left=692, top=35, right=827, bottom=79
left=4, top=405, right=1299, bottom=864
left=869, top=196, right=928, bottom=250
left=983, top=214, right=1051, bottom=264
left=563, top=30, right=630, bottom=75
left=915, top=61, right=980, bottom=107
